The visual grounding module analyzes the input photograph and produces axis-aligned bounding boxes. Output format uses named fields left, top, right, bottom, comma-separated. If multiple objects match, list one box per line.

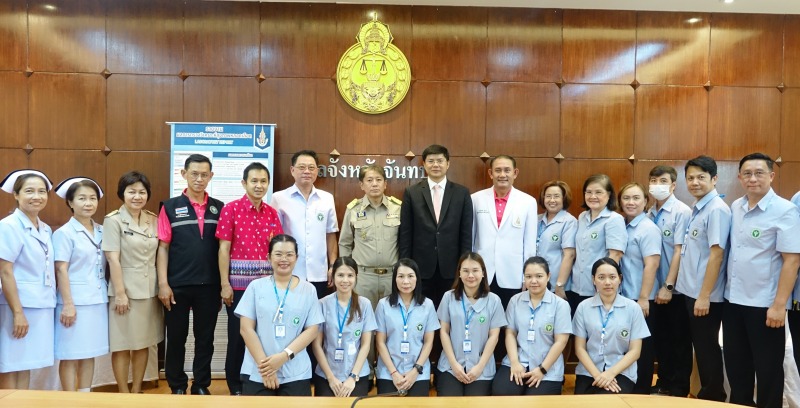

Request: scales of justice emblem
left=336, top=17, right=411, bottom=114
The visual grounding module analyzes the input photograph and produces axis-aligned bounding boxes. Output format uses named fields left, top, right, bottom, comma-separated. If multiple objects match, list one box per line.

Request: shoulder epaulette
left=388, top=196, right=402, bottom=205
left=143, top=209, right=158, bottom=217
left=346, top=198, right=360, bottom=210
left=105, top=210, right=119, bottom=218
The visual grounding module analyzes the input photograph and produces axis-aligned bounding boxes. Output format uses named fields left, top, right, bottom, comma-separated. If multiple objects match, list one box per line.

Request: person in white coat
left=471, top=155, right=538, bottom=309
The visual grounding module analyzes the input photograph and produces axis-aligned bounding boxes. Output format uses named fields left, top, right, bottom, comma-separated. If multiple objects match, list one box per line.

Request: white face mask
left=649, top=184, right=671, bottom=201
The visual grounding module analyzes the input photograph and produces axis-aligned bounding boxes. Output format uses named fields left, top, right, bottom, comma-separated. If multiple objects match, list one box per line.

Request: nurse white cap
left=54, top=177, right=104, bottom=199
left=0, top=169, right=53, bottom=194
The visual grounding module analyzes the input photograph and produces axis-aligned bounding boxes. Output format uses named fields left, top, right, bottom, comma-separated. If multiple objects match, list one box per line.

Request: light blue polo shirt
left=675, top=189, right=730, bottom=302
left=620, top=214, right=662, bottom=301
left=53, top=217, right=107, bottom=305
left=234, top=276, right=324, bottom=384
left=375, top=296, right=440, bottom=381
left=726, top=189, right=800, bottom=309
left=501, top=290, right=572, bottom=382
left=571, top=208, right=628, bottom=296
left=537, top=210, right=578, bottom=290
left=0, top=209, right=56, bottom=309
left=647, top=195, right=691, bottom=289
left=314, top=294, right=377, bottom=380
left=572, top=294, right=650, bottom=382
left=436, top=290, right=507, bottom=381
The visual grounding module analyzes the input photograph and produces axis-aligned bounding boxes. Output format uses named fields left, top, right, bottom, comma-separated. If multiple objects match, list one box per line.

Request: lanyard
left=80, top=225, right=103, bottom=277
left=528, top=300, right=543, bottom=330
left=336, top=297, right=352, bottom=347
left=272, top=276, right=292, bottom=323
left=461, top=295, right=476, bottom=339
left=653, top=207, right=664, bottom=226
left=400, top=302, right=413, bottom=341
left=598, top=306, right=614, bottom=339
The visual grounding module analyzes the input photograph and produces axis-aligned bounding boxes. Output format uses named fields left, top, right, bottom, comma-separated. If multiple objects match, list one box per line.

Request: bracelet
left=538, top=364, right=547, bottom=375
left=390, top=370, right=398, bottom=376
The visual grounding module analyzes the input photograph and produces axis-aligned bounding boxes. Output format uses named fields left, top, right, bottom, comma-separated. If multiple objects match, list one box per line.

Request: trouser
left=490, top=279, right=522, bottom=361
left=313, top=374, right=370, bottom=396
left=574, top=374, right=635, bottom=394
left=310, top=280, right=329, bottom=299
left=225, top=290, right=246, bottom=394
left=376, top=379, right=429, bottom=396
left=422, top=270, right=453, bottom=368
left=723, top=302, right=786, bottom=408
left=633, top=300, right=656, bottom=394
left=652, top=293, right=692, bottom=396
left=684, top=296, right=726, bottom=402
left=241, top=376, right=311, bottom=396
left=164, top=284, right=220, bottom=390
left=490, top=365, right=563, bottom=395
left=355, top=267, right=393, bottom=370
left=788, top=309, right=800, bottom=371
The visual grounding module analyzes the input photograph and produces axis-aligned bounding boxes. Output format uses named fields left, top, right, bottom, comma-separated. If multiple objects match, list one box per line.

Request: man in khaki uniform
left=339, top=164, right=401, bottom=309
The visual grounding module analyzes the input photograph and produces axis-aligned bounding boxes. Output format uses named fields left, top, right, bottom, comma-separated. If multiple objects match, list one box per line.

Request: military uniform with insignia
left=338, top=195, right=401, bottom=309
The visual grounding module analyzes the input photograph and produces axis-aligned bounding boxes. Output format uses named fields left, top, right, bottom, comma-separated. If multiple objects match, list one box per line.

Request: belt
left=360, top=266, right=390, bottom=275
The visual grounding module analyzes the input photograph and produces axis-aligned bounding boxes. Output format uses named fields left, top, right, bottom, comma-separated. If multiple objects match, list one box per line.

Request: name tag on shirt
left=335, top=348, right=345, bottom=361
left=463, top=340, right=472, bottom=353
left=400, top=341, right=410, bottom=354
left=175, top=207, right=189, bottom=218
left=477, top=209, right=490, bottom=214
left=527, top=330, right=536, bottom=343
left=275, top=325, right=286, bottom=338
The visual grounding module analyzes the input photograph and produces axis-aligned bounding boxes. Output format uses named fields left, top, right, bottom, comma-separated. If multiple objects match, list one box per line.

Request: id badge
left=334, top=348, right=345, bottom=361
left=275, top=324, right=286, bottom=338
left=348, top=342, right=357, bottom=356
left=599, top=343, right=605, bottom=356
left=527, top=329, right=536, bottom=342
left=462, top=340, right=472, bottom=353
left=400, top=341, right=411, bottom=354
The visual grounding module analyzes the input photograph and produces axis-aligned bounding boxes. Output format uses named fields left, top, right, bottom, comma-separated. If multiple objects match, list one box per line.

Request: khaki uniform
left=338, top=195, right=401, bottom=309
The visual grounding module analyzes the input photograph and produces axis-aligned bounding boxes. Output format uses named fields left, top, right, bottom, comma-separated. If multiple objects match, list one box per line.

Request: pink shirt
left=494, top=189, right=510, bottom=227
left=157, top=190, right=208, bottom=243
left=215, top=194, right=284, bottom=290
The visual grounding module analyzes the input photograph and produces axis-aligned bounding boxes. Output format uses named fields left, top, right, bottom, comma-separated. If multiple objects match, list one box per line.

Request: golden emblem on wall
left=336, top=17, right=411, bottom=114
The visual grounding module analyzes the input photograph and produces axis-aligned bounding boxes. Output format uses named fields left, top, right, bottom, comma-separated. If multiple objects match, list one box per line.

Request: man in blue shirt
left=724, top=153, right=800, bottom=408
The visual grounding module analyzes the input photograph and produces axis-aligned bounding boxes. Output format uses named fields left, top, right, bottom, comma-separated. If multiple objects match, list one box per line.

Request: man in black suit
left=398, top=144, right=473, bottom=308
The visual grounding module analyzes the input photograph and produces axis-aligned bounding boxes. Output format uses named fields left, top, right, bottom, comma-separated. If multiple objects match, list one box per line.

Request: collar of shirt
left=693, top=189, right=720, bottom=211
left=589, top=293, right=628, bottom=309
left=649, top=194, right=677, bottom=216
left=521, top=290, right=554, bottom=306
left=626, top=212, right=647, bottom=228
left=237, top=194, right=268, bottom=213
left=360, top=194, right=388, bottom=210
left=288, top=183, right=318, bottom=201
left=427, top=177, right=447, bottom=191
left=493, top=188, right=510, bottom=204
left=68, top=216, right=99, bottom=234
left=462, top=292, right=489, bottom=313
left=738, top=187, right=777, bottom=213
left=583, top=207, right=613, bottom=223
left=182, top=188, right=208, bottom=207
left=539, top=209, right=567, bottom=227
left=12, top=208, right=40, bottom=231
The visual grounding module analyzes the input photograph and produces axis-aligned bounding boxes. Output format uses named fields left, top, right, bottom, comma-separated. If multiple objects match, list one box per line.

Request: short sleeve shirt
left=537, top=210, right=578, bottom=290
left=620, top=214, right=662, bottom=301
left=314, top=294, right=377, bottom=380
left=53, top=217, right=107, bottom=305
left=647, top=195, right=692, bottom=289
left=571, top=208, right=628, bottom=296
left=0, top=209, right=56, bottom=309
left=375, top=297, right=440, bottom=381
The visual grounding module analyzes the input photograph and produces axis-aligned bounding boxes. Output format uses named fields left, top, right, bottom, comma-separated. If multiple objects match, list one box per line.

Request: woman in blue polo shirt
left=569, top=174, right=627, bottom=314
left=573, top=257, right=650, bottom=394
left=492, top=256, right=571, bottom=396
left=436, top=252, right=506, bottom=396
left=375, top=258, right=440, bottom=396
left=536, top=180, right=577, bottom=299
left=52, top=177, right=109, bottom=392
left=235, top=234, right=323, bottom=396
left=312, top=256, right=376, bottom=397
left=0, top=170, right=56, bottom=389
left=618, top=182, right=662, bottom=394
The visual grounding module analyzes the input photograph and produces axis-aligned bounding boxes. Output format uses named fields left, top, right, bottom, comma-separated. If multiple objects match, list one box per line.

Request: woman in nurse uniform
left=312, top=256, right=376, bottom=397
left=375, top=258, right=440, bottom=396
left=573, top=257, right=650, bottom=394
left=52, top=177, right=109, bottom=391
left=0, top=170, right=56, bottom=389
left=436, top=252, right=506, bottom=396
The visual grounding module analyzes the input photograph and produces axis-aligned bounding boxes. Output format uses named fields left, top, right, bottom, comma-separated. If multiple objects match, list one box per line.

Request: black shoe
left=650, top=386, right=670, bottom=396
left=171, top=388, right=187, bottom=395
left=190, top=386, right=211, bottom=395
left=230, top=391, right=242, bottom=396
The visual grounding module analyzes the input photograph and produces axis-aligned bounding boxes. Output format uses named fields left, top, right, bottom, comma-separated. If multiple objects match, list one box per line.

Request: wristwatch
left=555, top=282, right=564, bottom=288
left=538, top=364, right=548, bottom=375
left=284, top=348, right=295, bottom=360
left=664, top=283, right=675, bottom=292
left=349, top=372, right=359, bottom=382
left=413, top=363, right=424, bottom=374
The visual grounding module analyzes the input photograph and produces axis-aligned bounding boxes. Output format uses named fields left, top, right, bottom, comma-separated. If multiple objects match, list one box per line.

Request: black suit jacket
left=398, top=179, right=473, bottom=280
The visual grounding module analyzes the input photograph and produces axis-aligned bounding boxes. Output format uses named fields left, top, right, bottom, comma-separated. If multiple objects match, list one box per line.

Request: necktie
left=433, top=184, right=442, bottom=223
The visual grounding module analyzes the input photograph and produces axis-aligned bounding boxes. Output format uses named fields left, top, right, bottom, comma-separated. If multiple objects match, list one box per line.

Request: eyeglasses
left=425, top=159, right=446, bottom=165
left=740, top=171, right=769, bottom=179
left=460, top=270, right=483, bottom=276
left=584, top=190, right=607, bottom=197
left=187, top=172, right=211, bottom=180
left=272, top=252, right=296, bottom=260
left=294, top=165, right=318, bottom=172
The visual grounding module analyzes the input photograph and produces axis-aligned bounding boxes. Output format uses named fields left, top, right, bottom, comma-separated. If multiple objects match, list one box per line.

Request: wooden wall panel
left=0, top=0, right=27, bottom=71
left=184, top=1, right=259, bottom=76
left=106, top=75, right=183, bottom=152
left=260, top=78, right=337, bottom=154
left=714, top=160, right=749, bottom=206
left=29, top=149, right=107, bottom=227
left=633, top=160, right=694, bottom=207
left=106, top=0, right=183, bottom=75
left=184, top=76, right=259, bottom=123
left=778, top=162, right=800, bottom=200
left=709, top=14, right=784, bottom=87
left=28, top=73, right=105, bottom=150
left=561, top=84, right=634, bottom=159
left=563, top=10, right=637, bottom=84
left=409, top=81, right=486, bottom=157
left=634, top=85, right=707, bottom=160
left=28, top=0, right=106, bottom=73
left=487, top=8, right=562, bottom=83
left=486, top=82, right=560, bottom=158
left=781, top=89, right=800, bottom=161
left=104, top=151, right=170, bottom=215
left=335, top=5, right=414, bottom=66
left=508, top=158, right=560, bottom=209
left=411, top=6, right=488, bottom=81
left=786, top=16, right=800, bottom=87
left=0, top=72, right=27, bottom=148
left=271, top=152, right=339, bottom=219
left=0, top=149, right=29, bottom=217
left=635, top=12, right=710, bottom=86
left=442, top=156, right=488, bottom=195
left=261, top=3, right=340, bottom=78
left=335, top=89, right=411, bottom=156
left=559, top=159, right=633, bottom=217
left=707, top=87, right=781, bottom=160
